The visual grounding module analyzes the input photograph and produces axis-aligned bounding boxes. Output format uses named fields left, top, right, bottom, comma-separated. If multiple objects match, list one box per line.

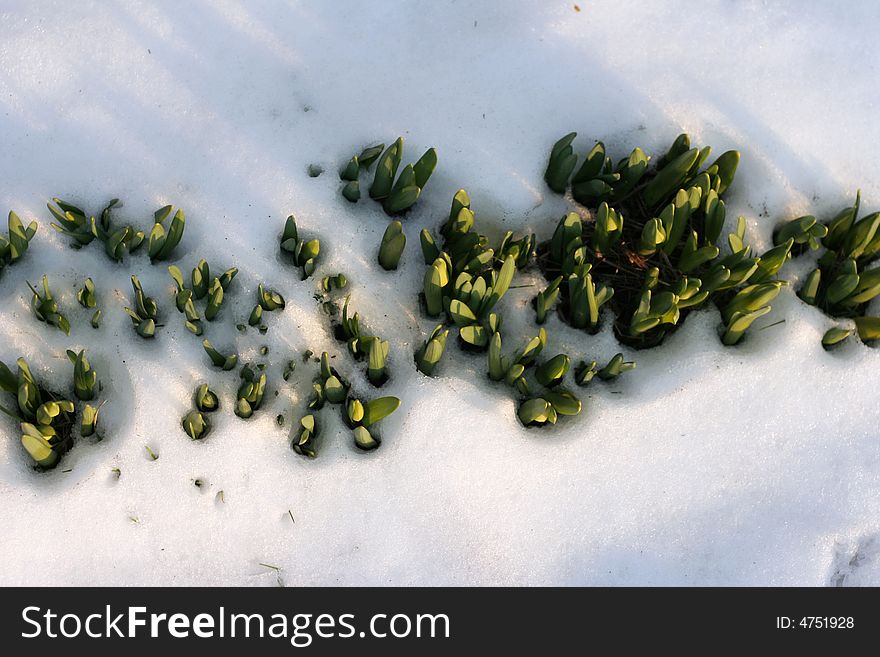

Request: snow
left=1, top=0, right=879, bottom=586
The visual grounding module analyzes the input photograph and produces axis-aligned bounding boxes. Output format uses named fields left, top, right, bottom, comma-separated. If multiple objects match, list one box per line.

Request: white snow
left=1, top=0, right=879, bottom=586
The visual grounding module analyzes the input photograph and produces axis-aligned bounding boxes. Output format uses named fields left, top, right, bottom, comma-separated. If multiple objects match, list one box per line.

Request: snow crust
left=0, top=0, right=879, bottom=585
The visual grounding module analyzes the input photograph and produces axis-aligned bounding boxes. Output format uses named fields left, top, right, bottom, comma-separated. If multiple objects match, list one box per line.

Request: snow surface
left=1, top=0, right=879, bottom=586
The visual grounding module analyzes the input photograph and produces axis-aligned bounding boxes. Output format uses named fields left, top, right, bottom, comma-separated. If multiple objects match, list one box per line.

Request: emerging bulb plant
left=77, top=277, right=97, bottom=308
left=293, top=352, right=351, bottom=457
left=67, top=349, right=98, bottom=401
left=307, top=352, right=349, bottom=411
left=124, top=275, right=160, bottom=338
left=28, top=275, right=70, bottom=335
left=0, top=358, right=82, bottom=468
left=169, top=260, right=238, bottom=335
left=517, top=390, right=582, bottom=428
left=341, top=138, right=438, bottom=215
left=49, top=197, right=140, bottom=260
left=181, top=383, right=219, bottom=440
left=332, top=297, right=391, bottom=386
left=78, top=279, right=101, bottom=329
left=486, top=327, right=549, bottom=395
left=194, top=383, right=219, bottom=412
left=292, top=414, right=319, bottom=457
left=421, top=190, right=527, bottom=350
left=248, top=283, right=286, bottom=329
left=415, top=324, right=449, bottom=376
left=1, top=210, right=38, bottom=274
left=597, top=353, right=636, bottom=381
left=49, top=198, right=186, bottom=263
left=378, top=220, right=406, bottom=271
left=280, top=215, right=320, bottom=279
left=485, top=325, right=583, bottom=429
left=202, top=340, right=238, bottom=371
left=777, top=191, right=880, bottom=347
left=80, top=403, right=101, bottom=438
left=235, top=364, right=267, bottom=419
left=147, top=205, right=186, bottom=262
left=321, top=273, right=348, bottom=292
left=343, top=395, right=401, bottom=451
left=573, top=353, right=637, bottom=385
left=539, top=133, right=789, bottom=348
left=339, top=143, right=384, bottom=202
left=417, top=188, right=589, bottom=428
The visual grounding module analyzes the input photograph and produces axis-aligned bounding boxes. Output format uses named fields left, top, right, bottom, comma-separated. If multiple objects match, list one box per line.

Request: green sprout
left=822, top=326, right=854, bottom=349
left=517, top=390, right=581, bottom=428
left=597, top=353, right=636, bottom=381
left=367, top=338, right=390, bottom=386
left=49, top=198, right=149, bottom=261
left=76, top=278, right=97, bottom=308
left=421, top=190, right=528, bottom=351
left=362, top=137, right=437, bottom=216
left=1, top=211, right=38, bottom=273
left=67, top=349, right=98, bottom=401
left=202, top=340, right=238, bottom=371
left=378, top=220, right=406, bottom=271
left=534, top=354, right=571, bottom=388
left=28, top=275, right=70, bottom=335
left=340, top=143, right=384, bottom=203
left=415, top=324, right=449, bottom=376
left=538, top=133, right=787, bottom=348
left=124, top=275, right=159, bottom=338
left=0, top=358, right=75, bottom=468
left=307, top=352, right=349, bottom=412
left=778, top=191, right=880, bottom=345
left=292, top=414, right=318, bottom=457
left=235, top=363, right=267, bottom=419
left=280, top=215, right=320, bottom=279
left=343, top=395, right=400, bottom=451
left=321, top=273, right=348, bottom=292
left=81, top=403, right=101, bottom=438
left=147, top=204, right=186, bottom=262
left=248, top=283, right=285, bottom=328
left=194, top=383, right=219, bottom=412
left=182, top=410, right=210, bottom=440
left=574, top=360, right=598, bottom=386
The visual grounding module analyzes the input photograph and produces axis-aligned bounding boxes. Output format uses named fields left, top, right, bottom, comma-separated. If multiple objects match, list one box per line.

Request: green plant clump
left=378, top=220, right=406, bottom=271
left=235, top=363, right=267, bottom=419
left=415, top=324, right=449, bottom=376
left=28, top=275, right=70, bottom=335
left=343, top=395, right=400, bottom=451
left=181, top=383, right=219, bottom=440
left=202, top=339, right=238, bottom=371
left=124, top=275, right=160, bottom=338
left=147, top=205, right=186, bottom=262
left=421, top=189, right=533, bottom=350
left=280, top=215, right=320, bottom=279
left=1, top=211, right=37, bottom=274
left=293, top=352, right=352, bottom=457
left=49, top=198, right=185, bottom=263
left=342, top=138, right=438, bottom=215
left=169, top=260, right=238, bottom=334
left=307, top=352, right=349, bottom=411
left=321, top=273, right=348, bottom=292
left=776, top=191, right=880, bottom=347
left=0, top=358, right=77, bottom=468
left=292, top=414, right=319, bottom=457
left=248, top=283, right=286, bottom=329
left=67, top=349, right=98, bottom=401
left=540, top=133, right=789, bottom=348
left=416, top=189, right=587, bottom=428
